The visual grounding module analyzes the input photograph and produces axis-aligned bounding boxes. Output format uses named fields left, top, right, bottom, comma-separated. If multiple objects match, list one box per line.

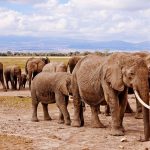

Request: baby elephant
left=20, top=73, right=27, bottom=88
left=31, top=72, right=72, bottom=125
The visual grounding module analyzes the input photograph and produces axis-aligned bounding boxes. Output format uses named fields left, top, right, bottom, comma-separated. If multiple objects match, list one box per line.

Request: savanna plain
left=0, top=56, right=150, bottom=150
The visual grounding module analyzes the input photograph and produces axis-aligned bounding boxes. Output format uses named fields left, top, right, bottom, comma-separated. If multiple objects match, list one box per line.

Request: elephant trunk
left=134, top=82, right=150, bottom=141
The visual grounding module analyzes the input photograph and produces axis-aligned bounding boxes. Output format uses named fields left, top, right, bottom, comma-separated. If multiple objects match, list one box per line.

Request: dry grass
left=0, top=96, right=31, bottom=109
left=0, top=56, right=70, bottom=71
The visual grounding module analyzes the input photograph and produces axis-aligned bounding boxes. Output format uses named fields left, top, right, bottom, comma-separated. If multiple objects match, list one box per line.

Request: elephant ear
left=104, top=64, right=124, bottom=91
left=58, top=80, right=69, bottom=96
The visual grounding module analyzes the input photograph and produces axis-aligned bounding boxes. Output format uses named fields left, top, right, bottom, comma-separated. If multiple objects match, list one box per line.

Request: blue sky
left=0, top=0, right=150, bottom=42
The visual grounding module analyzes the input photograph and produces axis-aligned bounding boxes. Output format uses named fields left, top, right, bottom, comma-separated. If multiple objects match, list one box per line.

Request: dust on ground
left=0, top=87, right=150, bottom=150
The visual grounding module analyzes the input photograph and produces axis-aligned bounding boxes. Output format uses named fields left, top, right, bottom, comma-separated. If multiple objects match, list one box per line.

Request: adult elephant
left=67, top=56, right=81, bottom=73
left=4, top=65, right=21, bottom=90
left=127, top=52, right=150, bottom=119
left=25, top=57, right=50, bottom=89
left=71, top=53, right=150, bottom=141
left=0, top=62, right=7, bottom=91
left=42, top=62, right=67, bottom=73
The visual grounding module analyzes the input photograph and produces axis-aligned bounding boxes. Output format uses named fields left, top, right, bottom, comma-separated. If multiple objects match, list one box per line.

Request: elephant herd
left=0, top=52, right=150, bottom=142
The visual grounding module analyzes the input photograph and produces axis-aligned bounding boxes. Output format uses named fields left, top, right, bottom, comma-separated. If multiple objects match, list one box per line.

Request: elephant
left=31, top=72, right=72, bottom=125
left=4, top=65, right=21, bottom=90
left=126, top=52, right=150, bottom=119
left=67, top=56, right=81, bottom=73
left=20, top=73, right=27, bottom=89
left=42, top=62, right=67, bottom=73
left=71, top=53, right=150, bottom=141
left=25, top=57, right=50, bottom=89
left=0, top=62, right=7, bottom=91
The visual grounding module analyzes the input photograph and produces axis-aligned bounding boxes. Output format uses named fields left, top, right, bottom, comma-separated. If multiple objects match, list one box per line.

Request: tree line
left=0, top=50, right=111, bottom=57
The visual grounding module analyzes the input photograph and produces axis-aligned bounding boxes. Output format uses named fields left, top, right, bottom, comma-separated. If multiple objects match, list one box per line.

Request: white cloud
left=0, top=0, right=149, bottom=42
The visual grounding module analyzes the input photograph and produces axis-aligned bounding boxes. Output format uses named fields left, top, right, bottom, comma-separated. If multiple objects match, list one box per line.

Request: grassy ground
left=0, top=56, right=70, bottom=71
left=0, top=96, right=31, bottom=109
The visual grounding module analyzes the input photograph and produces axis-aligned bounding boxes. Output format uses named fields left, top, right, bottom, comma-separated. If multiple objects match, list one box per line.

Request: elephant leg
left=118, top=88, right=128, bottom=132
left=125, top=100, right=133, bottom=113
left=90, top=105, right=105, bottom=128
left=57, top=96, right=69, bottom=124
left=55, top=93, right=71, bottom=125
left=105, top=104, right=110, bottom=116
left=10, top=76, right=15, bottom=90
left=31, top=102, right=39, bottom=122
left=96, top=104, right=101, bottom=114
left=14, top=76, right=17, bottom=90
left=109, top=96, right=124, bottom=136
left=135, top=98, right=143, bottom=119
left=71, top=93, right=84, bottom=127
left=42, top=103, right=51, bottom=121
left=58, top=112, right=64, bottom=124
left=0, top=76, right=7, bottom=91
left=6, top=79, right=9, bottom=89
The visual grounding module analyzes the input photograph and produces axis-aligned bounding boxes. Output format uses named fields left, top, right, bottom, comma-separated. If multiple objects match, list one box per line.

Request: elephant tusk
left=134, top=90, right=150, bottom=110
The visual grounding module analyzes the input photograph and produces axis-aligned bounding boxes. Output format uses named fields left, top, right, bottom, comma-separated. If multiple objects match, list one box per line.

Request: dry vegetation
left=0, top=56, right=70, bottom=70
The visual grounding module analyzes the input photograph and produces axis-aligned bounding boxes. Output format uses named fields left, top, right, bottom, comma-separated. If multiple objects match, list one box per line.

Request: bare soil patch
left=0, top=88, right=150, bottom=150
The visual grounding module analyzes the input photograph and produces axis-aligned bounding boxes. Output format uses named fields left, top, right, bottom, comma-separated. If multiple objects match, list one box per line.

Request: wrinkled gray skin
left=127, top=52, right=150, bottom=119
left=20, top=73, right=27, bottom=88
left=0, top=62, right=7, bottom=91
left=4, top=65, right=21, bottom=90
left=71, top=53, right=150, bottom=141
left=42, top=62, right=67, bottom=73
left=67, top=56, right=81, bottom=73
left=31, top=72, right=72, bottom=125
left=25, top=57, right=50, bottom=89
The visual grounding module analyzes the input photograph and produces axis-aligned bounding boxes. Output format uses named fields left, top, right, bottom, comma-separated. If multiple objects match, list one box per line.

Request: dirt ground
left=0, top=86, right=150, bottom=150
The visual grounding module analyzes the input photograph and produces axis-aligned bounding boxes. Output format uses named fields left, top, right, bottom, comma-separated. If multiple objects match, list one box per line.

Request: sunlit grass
left=0, top=96, right=31, bottom=108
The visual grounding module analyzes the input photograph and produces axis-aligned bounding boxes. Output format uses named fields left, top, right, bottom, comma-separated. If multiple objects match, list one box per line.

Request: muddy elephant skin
left=71, top=53, right=150, bottom=141
left=42, top=62, right=67, bottom=73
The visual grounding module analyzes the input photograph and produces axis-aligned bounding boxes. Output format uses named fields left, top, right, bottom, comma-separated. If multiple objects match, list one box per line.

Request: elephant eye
left=129, top=72, right=135, bottom=76
left=128, top=72, right=135, bottom=80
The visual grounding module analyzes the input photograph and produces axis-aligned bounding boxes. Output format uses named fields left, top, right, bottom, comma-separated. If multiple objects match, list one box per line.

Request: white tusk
left=134, top=90, right=150, bottom=110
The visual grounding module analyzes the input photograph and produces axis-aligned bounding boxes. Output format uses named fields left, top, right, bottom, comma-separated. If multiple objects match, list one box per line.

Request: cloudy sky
left=0, top=0, right=150, bottom=42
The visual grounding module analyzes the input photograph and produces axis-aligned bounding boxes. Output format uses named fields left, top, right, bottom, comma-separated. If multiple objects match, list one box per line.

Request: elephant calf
left=31, top=72, right=72, bottom=125
left=20, top=73, right=27, bottom=88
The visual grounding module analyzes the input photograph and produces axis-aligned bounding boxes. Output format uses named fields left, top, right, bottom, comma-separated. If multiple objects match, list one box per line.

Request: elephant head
left=103, top=53, right=150, bottom=141
left=41, top=57, right=50, bottom=64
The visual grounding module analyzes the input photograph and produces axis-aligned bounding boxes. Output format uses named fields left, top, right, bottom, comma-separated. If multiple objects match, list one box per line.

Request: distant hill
left=0, top=36, right=149, bottom=52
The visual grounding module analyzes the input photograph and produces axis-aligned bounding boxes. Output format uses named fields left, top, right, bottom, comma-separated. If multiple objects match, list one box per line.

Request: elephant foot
left=31, top=118, right=39, bottom=122
left=135, top=112, right=143, bottom=119
left=91, top=121, right=105, bottom=128
left=110, top=128, right=125, bottom=136
left=71, top=119, right=81, bottom=127
left=138, top=136, right=150, bottom=142
left=58, top=119, right=64, bottom=124
left=65, top=119, right=71, bottom=126
left=105, top=112, right=110, bottom=116
left=44, top=116, right=52, bottom=121
left=3, top=89, right=7, bottom=92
